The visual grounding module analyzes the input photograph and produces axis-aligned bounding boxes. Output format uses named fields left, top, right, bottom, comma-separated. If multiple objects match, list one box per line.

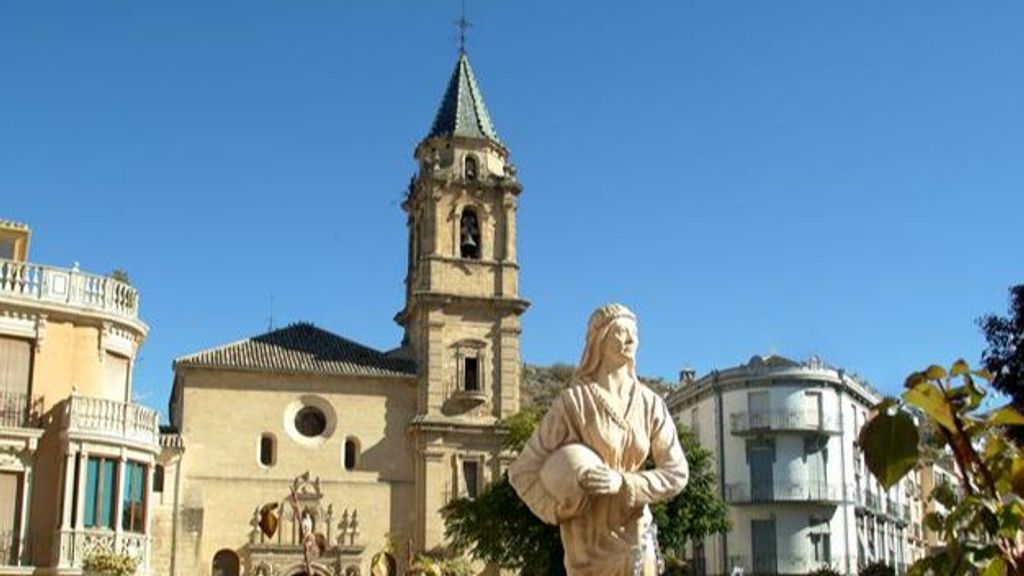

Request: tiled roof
left=174, top=322, right=416, bottom=378
left=427, top=52, right=501, bottom=144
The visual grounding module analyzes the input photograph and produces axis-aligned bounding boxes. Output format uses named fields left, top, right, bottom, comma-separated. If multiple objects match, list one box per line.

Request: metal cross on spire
left=455, top=0, right=471, bottom=54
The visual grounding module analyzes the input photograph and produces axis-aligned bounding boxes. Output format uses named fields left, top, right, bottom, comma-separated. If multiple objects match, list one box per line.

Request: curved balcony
left=61, top=395, right=160, bottom=450
left=725, top=481, right=850, bottom=505
left=730, top=409, right=841, bottom=436
left=728, top=555, right=850, bottom=575
left=0, top=258, right=140, bottom=323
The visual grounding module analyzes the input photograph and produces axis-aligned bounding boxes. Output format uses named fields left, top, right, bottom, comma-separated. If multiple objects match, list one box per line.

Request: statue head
left=574, top=303, right=639, bottom=384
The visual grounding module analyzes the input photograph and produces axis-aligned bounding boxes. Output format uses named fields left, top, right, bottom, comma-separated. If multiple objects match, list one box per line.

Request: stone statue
left=509, top=303, right=690, bottom=575
left=289, top=486, right=324, bottom=575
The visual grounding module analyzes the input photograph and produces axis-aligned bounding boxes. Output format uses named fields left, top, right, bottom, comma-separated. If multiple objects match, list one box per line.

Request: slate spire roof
left=174, top=322, right=416, bottom=378
left=426, top=52, right=502, bottom=145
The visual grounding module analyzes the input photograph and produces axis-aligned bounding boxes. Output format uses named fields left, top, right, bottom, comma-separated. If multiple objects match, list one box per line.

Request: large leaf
left=980, top=556, right=1006, bottom=576
left=1012, top=459, right=1024, bottom=498
left=926, top=364, right=948, bottom=380
left=950, top=359, right=970, bottom=377
left=903, top=381, right=957, bottom=432
left=986, top=406, right=1024, bottom=426
left=859, top=409, right=920, bottom=490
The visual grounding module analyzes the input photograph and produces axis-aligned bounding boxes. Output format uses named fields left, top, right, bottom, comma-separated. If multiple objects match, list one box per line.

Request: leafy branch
left=858, top=360, right=1024, bottom=575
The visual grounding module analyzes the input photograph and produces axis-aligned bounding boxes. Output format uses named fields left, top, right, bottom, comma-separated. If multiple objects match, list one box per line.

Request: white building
left=667, top=355, right=920, bottom=576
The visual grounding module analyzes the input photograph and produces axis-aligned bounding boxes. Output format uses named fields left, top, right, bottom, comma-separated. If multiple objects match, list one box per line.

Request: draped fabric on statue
left=509, top=381, right=689, bottom=576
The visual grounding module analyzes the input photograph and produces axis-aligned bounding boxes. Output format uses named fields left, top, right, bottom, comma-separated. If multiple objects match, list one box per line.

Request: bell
left=461, top=234, right=477, bottom=251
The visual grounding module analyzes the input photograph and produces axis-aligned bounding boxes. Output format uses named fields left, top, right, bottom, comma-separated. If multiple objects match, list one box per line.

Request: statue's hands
left=579, top=465, right=623, bottom=495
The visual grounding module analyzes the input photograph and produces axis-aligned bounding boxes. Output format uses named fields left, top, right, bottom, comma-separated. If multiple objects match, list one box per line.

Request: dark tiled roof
left=427, top=52, right=501, bottom=144
left=174, top=322, right=416, bottom=378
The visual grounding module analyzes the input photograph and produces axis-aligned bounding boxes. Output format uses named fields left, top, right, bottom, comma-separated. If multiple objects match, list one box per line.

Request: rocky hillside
left=521, top=363, right=677, bottom=410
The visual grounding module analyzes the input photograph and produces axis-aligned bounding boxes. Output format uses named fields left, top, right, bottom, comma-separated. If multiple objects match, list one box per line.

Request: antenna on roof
left=455, top=0, right=471, bottom=54
left=267, top=294, right=276, bottom=332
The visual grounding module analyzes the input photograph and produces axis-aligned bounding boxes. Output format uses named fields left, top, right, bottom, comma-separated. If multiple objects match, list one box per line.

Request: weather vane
left=455, top=0, right=471, bottom=54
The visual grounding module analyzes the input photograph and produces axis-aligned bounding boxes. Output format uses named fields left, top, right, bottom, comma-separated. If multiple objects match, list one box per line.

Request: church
left=151, top=49, right=528, bottom=576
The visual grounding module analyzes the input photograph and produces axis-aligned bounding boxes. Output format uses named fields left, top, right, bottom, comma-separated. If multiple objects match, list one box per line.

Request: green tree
left=858, top=360, right=1024, bottom=575
left=979, top=284, right=1024, bottom=445
left=444, top=409, right=564, bottom=575
left=650, top=427, right=731, bottom=561
left=444, top=409, right=731, bottom=574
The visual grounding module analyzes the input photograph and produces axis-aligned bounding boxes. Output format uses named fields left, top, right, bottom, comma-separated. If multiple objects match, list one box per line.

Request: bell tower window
left=462, top=459, right=480, bottom=499
left=464, top=155, right=478, bottom=180
left=459, top=208, right=481, bottom=260
left=463, top=357, right=480, bottom=392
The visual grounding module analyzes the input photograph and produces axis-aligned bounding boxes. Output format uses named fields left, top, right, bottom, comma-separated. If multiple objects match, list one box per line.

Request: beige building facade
left=0, top=220, right=159, bottom=575
left=152, top=51, right=527, bottom=576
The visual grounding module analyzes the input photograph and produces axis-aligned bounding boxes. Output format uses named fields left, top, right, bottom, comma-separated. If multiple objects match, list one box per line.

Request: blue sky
left=2, top=2, right=1022, bottom=414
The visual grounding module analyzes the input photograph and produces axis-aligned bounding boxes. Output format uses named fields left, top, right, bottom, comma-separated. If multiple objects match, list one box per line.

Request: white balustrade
left=730, top=408, right=841, bottom=435
left=0, top=258, right=139, bottom=320
left=725, top=481, right=850, bottom=504
left=58, top=528, right=150, bottom=574
left=63, top=395, right=160, bottom=447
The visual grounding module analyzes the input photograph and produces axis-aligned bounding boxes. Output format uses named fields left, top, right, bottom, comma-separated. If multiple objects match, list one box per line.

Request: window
left=464, top=155, right=478, bottom=180
left=0, top=337, right=31, bottom=395
left=84, top=457, right=117, bottom=529
left=809, top=517, right=831, bottom=563
left=343, top=438, right=360, bottom=471
left=463, top=357, right=480, bottom=392
left=212, top=549, right=240, bottom=576
left=294, top=407, right=327, bottom=438
left=0, top=472, right=20, bottom=544
left=459, top=209, right=480, bottom=259
left=104, top=352, right=129, bottom=401
left=259, top=434, right=275, bottom=467
left=462, top=460, right=479, bottom=499
left=153, top=465, right=165, bottom=493
left=122, top=461, right=146, bottom=532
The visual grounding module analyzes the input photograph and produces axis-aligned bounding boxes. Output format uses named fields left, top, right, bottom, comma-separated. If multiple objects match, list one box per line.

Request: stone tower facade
left=396, top=52, right=529, bottom=551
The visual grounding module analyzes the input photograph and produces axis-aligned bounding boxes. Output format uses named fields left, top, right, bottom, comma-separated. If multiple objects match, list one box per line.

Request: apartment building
left=0, top=220, right=159, bottom=575
left=667, top=354, right=922, bottom=575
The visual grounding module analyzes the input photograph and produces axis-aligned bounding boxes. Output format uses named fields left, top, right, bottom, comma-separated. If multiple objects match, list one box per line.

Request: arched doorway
left=212, top=549, right=240, bottom=576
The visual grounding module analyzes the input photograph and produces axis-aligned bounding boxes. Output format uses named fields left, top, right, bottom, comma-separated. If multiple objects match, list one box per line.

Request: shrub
left=858, top=561, right=894, bottom=576
left=82, top=549, right=139, bottom=576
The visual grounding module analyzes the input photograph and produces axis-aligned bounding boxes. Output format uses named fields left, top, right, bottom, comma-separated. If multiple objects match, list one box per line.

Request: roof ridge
left=174, top=322, right=417, bottom=377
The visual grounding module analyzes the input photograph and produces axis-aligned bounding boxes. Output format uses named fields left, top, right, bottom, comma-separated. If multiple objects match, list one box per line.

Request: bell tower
left=396, top=51, right=528, bottom=551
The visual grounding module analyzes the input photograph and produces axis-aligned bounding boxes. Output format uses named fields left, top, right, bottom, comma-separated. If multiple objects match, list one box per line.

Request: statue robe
left=509, top=380, right=690, bottom=576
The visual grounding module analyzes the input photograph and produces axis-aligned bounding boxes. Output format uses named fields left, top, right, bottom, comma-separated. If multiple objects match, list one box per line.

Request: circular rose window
left=294, top=406, right=327, bottom=437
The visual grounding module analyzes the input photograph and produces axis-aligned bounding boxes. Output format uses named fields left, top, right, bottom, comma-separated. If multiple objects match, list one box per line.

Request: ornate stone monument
left=245, top=472, right=365, bottom=576
left=509, top=304, right=691, bottom=575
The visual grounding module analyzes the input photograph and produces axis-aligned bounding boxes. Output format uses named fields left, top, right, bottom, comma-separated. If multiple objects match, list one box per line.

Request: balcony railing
left=58, top=529, right=149, bottom=574
left=725, top=481, right=850, bottom=504
left=730, top=409, right=841, bottom=435
left=0, top=391, right=42, bottom=429
left=62, top=395, right=159, bottom=448
left=0, top=258, right=139, bottom=321
left=0, top=528, right=25, bottom=567
left=857, top=489, right=882, bottom=512
left=727, top=555, right=849, bottom=574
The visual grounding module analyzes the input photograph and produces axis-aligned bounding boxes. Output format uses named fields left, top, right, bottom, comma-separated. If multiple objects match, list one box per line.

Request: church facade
left=152, top=51, right=528, bottom=576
